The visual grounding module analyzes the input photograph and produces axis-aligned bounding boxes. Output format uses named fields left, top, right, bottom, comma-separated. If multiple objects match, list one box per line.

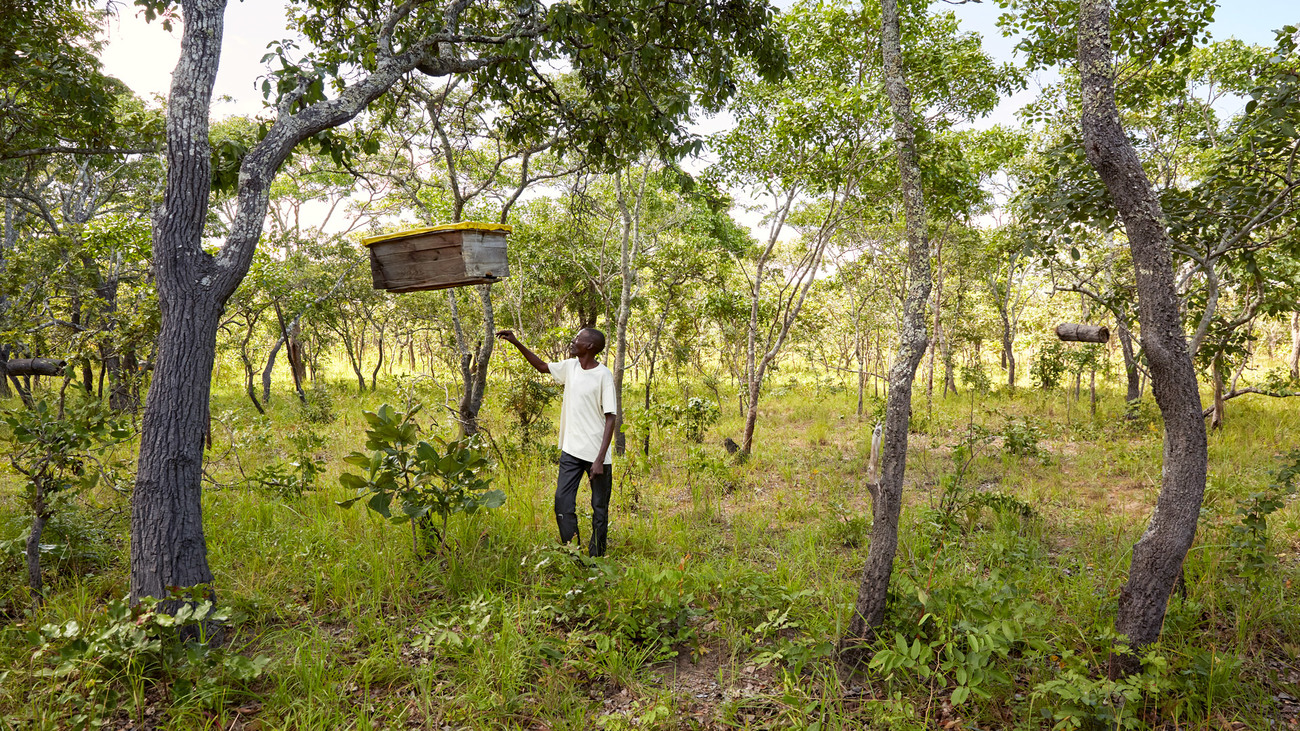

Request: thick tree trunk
left=0, top=345, right=11, bottom=399
left=132, top=296, right=222, bottom=601
left=1078, top=0, right=1208, bottom=677
left=130, top=0, right=225, bottom=604
left=840, top=0, right=932, bottom=664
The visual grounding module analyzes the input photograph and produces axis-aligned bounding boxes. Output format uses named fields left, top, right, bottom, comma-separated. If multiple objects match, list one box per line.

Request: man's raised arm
left=495, top=330, right=550, bottom=374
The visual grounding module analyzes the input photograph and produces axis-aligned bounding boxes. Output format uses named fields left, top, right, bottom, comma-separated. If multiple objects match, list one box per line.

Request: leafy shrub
left=246, top=426, right=325, bottom=498
left=1, top=398, right=131, bottom=605
left=1030, top=645, right=1172, bottom=730
left=1031, top=340, right=1068, bottom=390
left=18, top=591, right=268, bottom=728
left=299, top=381, right=336, bottom=424
left=530, top=549, right=704, bottom=661
left=502, top=374, right=560, bottom=451
left=679, top=397, right=720, bottom=443
left=337, top=404, right=505, bottom=554
left=1226, top=449, right=1300, bottom=590
left=872, top=572, right=1048, bottom=710
left=959, top=360, right=992, bottom=394
left=821, top=501, right=870, bottom=548
left=641, top=397, right=720, bottom=444
left=999, top=416, right=1045, bottom=460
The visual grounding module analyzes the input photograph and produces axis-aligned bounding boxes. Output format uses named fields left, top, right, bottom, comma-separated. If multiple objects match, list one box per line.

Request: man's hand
left=496, top=330, right=549, bottom=374
left=591, top=461, right=604, bottom=476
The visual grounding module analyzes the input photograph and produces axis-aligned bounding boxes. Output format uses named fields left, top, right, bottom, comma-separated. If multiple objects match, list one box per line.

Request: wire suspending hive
left=363, top=222, right=511, bottom=293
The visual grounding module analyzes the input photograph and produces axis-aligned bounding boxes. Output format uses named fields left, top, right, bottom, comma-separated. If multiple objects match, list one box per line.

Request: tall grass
left=1, top=365, right=1297, bottom=729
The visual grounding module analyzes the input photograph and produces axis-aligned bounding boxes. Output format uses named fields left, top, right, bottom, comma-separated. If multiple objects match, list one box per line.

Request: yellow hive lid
left=362, top=221, right=513, bottom=247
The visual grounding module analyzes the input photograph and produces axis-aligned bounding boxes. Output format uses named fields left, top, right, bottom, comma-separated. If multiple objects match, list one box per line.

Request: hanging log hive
left=1055, top=323, right=1110, bottom=343
left=364, top=222, right=511, bottom=293
left=4, top=358, right=66, bottom=377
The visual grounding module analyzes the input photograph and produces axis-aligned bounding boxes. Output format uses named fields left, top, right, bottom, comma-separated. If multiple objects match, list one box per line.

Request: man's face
left=568, top=330, right=597, bottom=357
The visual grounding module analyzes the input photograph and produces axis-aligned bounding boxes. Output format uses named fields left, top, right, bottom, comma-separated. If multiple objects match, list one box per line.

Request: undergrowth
left=1, top=368, right=1298, bottom=729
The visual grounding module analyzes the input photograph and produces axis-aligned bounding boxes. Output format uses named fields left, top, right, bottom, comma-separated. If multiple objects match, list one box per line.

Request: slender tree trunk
left=1078, top=0, right=1208, bottom=677
left=455, top=284, right=495, bottom=437
left=855, top=316, right=865, bottom=417
left=1090, top=367, right=1097, bottom=417
left=840, top=0, right=932, bottom=664
left=643, top=354, right=656, bottom=456
left=341, top=326, right=367, bottom=393
left=613, top=168, right=647, bottom=456
left=927, top=240, right=943, bottom=401
left=1116, top=317, right=1141, bottom=402
left=1210, top=353, right=1225, bottom=430
left=740, top=189, right=796, bottom=458
left=370, top=324, right=385, bottom=392
left=1289, top=312, right=1299, bottom=381
left=26, top=484, right=48, bottom=609
left=1000, top=311, right=1016, bottom=391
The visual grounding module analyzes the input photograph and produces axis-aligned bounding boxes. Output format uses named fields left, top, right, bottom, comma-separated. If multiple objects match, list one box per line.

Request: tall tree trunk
left=840, top=0, right=932, bottom=664
left=131, top=0, right=226, bottom=604
left=1078, top=0, right=1208, bottom=677
left=855, top=315, right=866, bottom=417
left=370, top=323, right=385, bottom=392
left=740, top=189, right=796, bottom=458
left=612, top=168, right=647, bottom=456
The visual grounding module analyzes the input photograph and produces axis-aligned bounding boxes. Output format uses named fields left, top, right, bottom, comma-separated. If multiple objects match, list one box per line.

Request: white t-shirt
left=548, top=358, right=617, bottom=464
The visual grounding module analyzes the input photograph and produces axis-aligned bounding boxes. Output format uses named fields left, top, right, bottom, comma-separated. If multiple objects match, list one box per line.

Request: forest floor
left=1, top=370, right=1299, bottom=730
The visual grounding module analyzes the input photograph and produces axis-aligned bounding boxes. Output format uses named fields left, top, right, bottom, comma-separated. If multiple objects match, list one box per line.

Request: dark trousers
left=555, top=452, right=612, bottom=557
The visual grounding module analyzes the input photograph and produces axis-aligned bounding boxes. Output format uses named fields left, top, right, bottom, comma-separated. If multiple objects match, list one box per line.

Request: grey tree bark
left=1077, top=0, right=1208, bottom=677
left=612, top=167, right=649, bottom=456
left=840, top=0, right=932, bottom=665
left=1115, top=318, right=1142, bottom=402
left=132, top=0, right=498, bottom=603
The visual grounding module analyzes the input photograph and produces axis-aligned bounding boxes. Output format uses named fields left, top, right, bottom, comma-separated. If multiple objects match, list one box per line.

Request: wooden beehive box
left=363, top=222, right=511, bottom=293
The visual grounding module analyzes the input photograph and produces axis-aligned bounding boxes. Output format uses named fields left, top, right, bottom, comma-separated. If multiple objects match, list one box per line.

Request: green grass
left=1, top=365, right=1298, bottom=729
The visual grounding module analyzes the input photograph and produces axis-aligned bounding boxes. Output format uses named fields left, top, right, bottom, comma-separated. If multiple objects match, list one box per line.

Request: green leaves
left=336, top=404, right=505, bottom=553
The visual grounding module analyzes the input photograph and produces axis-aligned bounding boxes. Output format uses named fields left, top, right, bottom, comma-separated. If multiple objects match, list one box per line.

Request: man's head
left=569, top=327, right=606, bottom=357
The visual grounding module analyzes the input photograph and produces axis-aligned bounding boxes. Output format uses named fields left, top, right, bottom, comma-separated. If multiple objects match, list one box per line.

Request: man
left=496, top=328, right=618, bottom=556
